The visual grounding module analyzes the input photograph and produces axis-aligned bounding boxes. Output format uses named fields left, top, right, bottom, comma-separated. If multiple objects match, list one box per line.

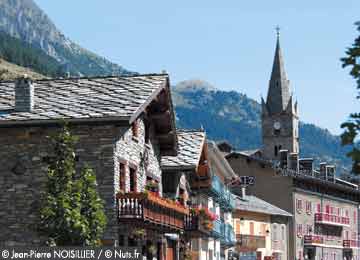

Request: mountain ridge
left=0, top=0, right=132, bottom=76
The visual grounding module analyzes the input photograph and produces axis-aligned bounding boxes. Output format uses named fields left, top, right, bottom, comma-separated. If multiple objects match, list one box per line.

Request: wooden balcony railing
left=197, top=164, right=209, bottom=178
left=184, top=213, right=212, bottom=237
left=314, top=213, right=350, bottom=227
left=117, top=192, right=189, bottom=232
left=191, top=174, right=235, bottom=211
left=343, top=240, right=359, bottom=248
left=304, top=235, right=324, bottom=245
left=236, top=234, right=266, bottom=250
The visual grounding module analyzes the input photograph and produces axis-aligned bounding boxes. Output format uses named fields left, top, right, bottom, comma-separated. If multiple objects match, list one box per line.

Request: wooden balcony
left=343, top=240, right=359, bottom=248
left=236, top=234, right=266, bottom=250
left=191, top=174, right=235, bottom=211
left=304, top=235, right=324, bottom=246
left=117, top=192, right=189, bottom=233
left=221, top=223, right=236, bottom=247
left=197, top=164, right=209, bottom=178
left=184, top=213, right=212, bottom=238
left=314, top=213, right=350, bottom=227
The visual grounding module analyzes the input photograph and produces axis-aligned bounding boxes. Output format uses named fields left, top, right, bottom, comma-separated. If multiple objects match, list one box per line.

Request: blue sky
left=35, top=0, right=359, bottom=135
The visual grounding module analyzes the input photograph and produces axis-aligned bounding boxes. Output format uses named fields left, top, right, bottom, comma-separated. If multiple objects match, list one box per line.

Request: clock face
left=274, top=121, right=281, bottom=130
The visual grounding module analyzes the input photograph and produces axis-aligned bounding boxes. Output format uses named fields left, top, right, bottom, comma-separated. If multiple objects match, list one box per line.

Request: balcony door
left=129, top=167, right=137, bottom=192
left=250, top=222, right=255, bottom=235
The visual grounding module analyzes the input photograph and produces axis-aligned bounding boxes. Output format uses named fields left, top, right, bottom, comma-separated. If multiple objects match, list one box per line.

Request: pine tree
left=39, top=124, right=107, bottom=246
left=341, top=21, right=360, bottom=174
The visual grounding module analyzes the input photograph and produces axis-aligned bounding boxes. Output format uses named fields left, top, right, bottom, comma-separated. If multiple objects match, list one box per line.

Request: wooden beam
left=150, top=110, right=171, bottom=121
left=156, top=131, right=175, bottom=140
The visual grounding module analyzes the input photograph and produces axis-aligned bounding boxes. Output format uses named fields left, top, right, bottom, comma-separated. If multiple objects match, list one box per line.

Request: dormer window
left=144, top=122, right=150, bottom=144
left=132, top=120, right=139, bottom=138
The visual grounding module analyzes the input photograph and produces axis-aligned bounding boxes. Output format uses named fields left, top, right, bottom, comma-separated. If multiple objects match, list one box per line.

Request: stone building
left=231, top=193, right=291, bottom=260
left=0, top=74, right=191, bottom=259
left=223, top=35, right=360, bottom=260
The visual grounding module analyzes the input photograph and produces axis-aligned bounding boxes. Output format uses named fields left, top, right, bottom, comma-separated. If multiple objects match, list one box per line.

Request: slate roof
left=265, top=36, right=291, bottom=115
left=0, top=74, right=169, bottom=125
left=161, top=130, right=205, bottom=170
left=235, top=195, right=292, bottom=217
left=237, top=149, right=261, bottom=157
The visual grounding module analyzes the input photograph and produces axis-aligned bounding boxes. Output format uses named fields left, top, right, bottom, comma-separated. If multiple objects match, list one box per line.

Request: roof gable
left=161, top=130, right=206, bottom=170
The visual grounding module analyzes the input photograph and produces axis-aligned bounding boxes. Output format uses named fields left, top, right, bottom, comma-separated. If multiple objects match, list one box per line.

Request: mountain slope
left=172, top=80, right=351, bottom=171
left=0, top=0, right=132, bottom=76
left=0, top=58, right=45, bottom=80
left=0, top=30, right=66, bottom=77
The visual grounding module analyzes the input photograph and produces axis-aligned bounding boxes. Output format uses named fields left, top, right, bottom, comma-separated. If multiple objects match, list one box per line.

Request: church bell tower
left=261, top=29, right=299, bottom=160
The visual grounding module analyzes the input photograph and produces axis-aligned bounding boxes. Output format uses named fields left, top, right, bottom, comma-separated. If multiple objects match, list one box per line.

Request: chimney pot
left=289, top=152, right=299, bottom=172
left=319, top=162, right=327, bottom=179
left=299, top=158, right=314, bottom=175
left=279, top=149, right=288, bottom=169
left=15, top=76, right=34, bottom=112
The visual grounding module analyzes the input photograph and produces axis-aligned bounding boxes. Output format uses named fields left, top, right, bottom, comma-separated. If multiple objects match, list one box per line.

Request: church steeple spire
left=265, top=28, right=291, bottom=115
left=261, top=29, right=299, bottom=160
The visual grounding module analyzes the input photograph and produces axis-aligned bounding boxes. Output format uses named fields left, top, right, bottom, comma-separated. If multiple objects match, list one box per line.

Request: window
left=274, top=146, right=278, bottom=157
left=281, top=225, right=285, bottom=241
left=307, top=225, right=312, bottom=235
left=317, top=203, right=321, bottom=213
left=345, top=210, right=349, bottom=217
left=129, top=167, right=137, bottom=192
left=119, top=162, right=126, bottom=192
left=144, top=120, right=150, bottom=144
left=261, top=223, right=267, bottom=236
left=352, top=232, right=357, bottom=240
left=325, top=205, right=330, bottom=214
left=337, top=208, right=341, bottom=216
left=235, top=220, right=241, bottom=234
left=306, top=201, right=312, bottom=214
left=296, top=224, right=303, bottom=237
left=250, top=222, right=254, bottom=235
left=354, top=211, right=357, bottom=224
left=132, top=120, right=139, bottom=138
left=330, top=206, right=334, bottom=215
left=296, top=199, right=303, bottom=213
left=272, top=224, right=278, bottom=241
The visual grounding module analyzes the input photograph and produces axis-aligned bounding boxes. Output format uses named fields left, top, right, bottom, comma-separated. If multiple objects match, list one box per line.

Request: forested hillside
left=0, top=31, right=64, bottom=77
left=172, top=80, right=352, bottom=171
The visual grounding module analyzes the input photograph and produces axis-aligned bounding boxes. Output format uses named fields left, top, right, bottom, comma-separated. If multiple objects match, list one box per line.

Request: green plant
left=145, top=180, right=159, bottom=192
left=39, top=124, right=107, bottom=246
left=131, top=228, right=146, bottom=240
left=148, top=245, right=157, bottom=256
left=341, top=21, right=360, bottom=174
left=183, top=249, right=192, bottom=260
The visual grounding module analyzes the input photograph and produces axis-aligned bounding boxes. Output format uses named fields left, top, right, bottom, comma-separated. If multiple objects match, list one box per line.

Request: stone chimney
left=279, top=150, right=288, bottom=169
left=15, top=76, right=34, bottom=112
left=299, top=158, right=313, bottom=175
left=319, top=162, right=327, bottom=179
left=326, top=165, right=336, bottom=182
left=288, top=152, right=299, bottom=172
left=241, top=186, right=246, bottom=199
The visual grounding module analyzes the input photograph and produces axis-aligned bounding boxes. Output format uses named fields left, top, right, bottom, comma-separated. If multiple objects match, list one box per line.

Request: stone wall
left=114, top=116, right=162, bottom=196
left=262, top=111, right=299, bottom=160
left=0, top=115, right=163, bottom=246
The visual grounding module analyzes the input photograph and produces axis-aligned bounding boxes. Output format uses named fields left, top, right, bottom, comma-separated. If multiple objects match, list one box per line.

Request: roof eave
left=0, top=116, right=131, bottom=127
